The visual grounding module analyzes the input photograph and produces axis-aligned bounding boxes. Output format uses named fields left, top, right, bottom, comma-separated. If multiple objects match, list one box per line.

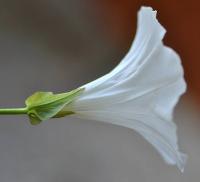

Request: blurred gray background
left=0, top=1, right=199, bottom=182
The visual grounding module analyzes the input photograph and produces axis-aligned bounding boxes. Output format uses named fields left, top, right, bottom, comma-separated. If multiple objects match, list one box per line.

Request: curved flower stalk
left=62, top=7, right=187, bottom=171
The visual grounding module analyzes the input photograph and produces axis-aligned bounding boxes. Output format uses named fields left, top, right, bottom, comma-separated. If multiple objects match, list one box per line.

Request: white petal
left=80, top=7, right=165, bottom=95
left=66, top=7, right=187, bottom=171
left=72, top=108, right=187, bottom=172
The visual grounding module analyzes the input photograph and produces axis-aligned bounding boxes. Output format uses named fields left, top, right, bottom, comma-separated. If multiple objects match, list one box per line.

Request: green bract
left=25, top=87, right=84, bottom=125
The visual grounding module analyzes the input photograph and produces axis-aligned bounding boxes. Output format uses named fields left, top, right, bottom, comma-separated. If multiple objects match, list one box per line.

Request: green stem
left=0, top=107, right=27, bottom=115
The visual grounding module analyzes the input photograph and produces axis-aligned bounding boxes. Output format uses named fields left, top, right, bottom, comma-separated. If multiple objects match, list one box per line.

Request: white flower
left=64, top=6, right=187, bottom=171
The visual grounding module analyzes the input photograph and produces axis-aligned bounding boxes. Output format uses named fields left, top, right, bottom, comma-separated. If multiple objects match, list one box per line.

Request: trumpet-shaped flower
left=22, top=6, right=186, bottom=172
left=61, top=6, right=187, bottom=171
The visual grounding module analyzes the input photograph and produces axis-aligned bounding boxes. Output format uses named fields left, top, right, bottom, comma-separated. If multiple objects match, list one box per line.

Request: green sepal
left=25, top=87, right=84, bottom=125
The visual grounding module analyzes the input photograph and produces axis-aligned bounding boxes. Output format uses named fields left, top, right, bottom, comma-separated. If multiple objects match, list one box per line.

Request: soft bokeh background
left=0, top=1, right=199, bottom=182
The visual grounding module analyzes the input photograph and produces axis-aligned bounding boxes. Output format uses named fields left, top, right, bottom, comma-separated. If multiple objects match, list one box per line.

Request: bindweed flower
left=0, top=6, right=187, bottom=172
left=62, top=6, right=187, bottom=171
